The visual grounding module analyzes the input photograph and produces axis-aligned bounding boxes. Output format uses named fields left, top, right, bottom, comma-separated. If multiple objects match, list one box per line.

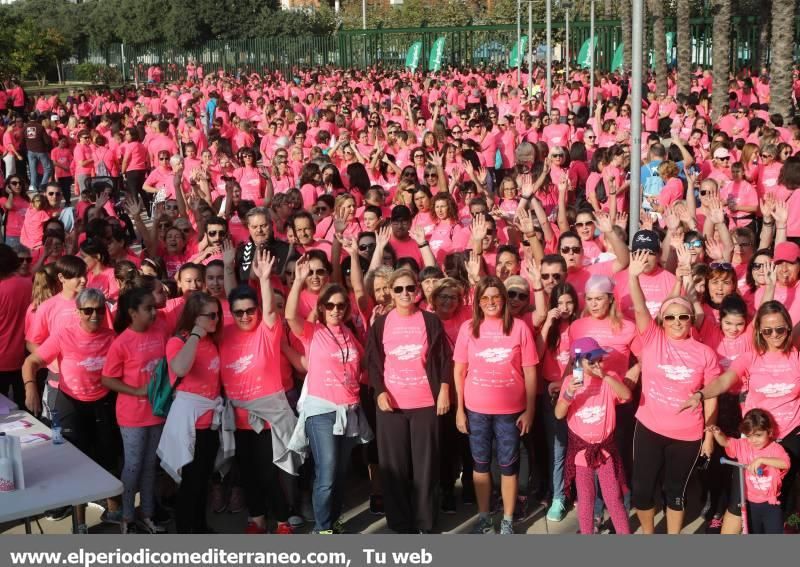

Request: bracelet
left=762, top=220, right=775, bottom=226
left=521, top=239, right=530, bottom=247
left=695, top=390, right=705, bottom=402
left=563, top=390, right=575, bottom=402
left=418, top=241, right=429, bottom=248
left=190, top=332, right=203, bottom=340
left=532, top=287, right=544, bottom=292
left=520, top=194, right=532, bottom=201
left=23, top=380, right=36, bottom=386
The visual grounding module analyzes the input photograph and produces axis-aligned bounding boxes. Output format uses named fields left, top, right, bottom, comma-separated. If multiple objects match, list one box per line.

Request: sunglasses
left=233, top=307, right=257, bottom=318
left=47, top=191, right=62, bottom=197
left=710, top=262, right=734, bottom=271
left=159, top=156, right=169, bottom=161
left=393, top=284, right=417, bottom=294
left=550, top=154, right=565, bottom=159
left=358, top=243, right=375, bottom=251
left=307, top=268, right=328, bottom=277
left=198, top=312, right=218, bottom=321
left=716, top=157, right=731, bottom=162
left=8, top=181, right=20, bottom=186
left=425, top=174, right=438, bottom=179
left=480, top=296, right=503, bottom=305
left=685, top=240, right=704, bottom=249
left=324, top=301, right=347, bottom=311
left=574, top=221, right=594, bottom=228
left=761, top=326, right=788, bottom=337
left=752, top=262, right=766, bottom=270
left=208, top=230, right=226, bottom=238
left=541, top=273, right=562, bottom=281
left=507, top=290, right=529, bottom=301
left=414, top=154, right=425, bottom=159
left=585, top=135, right=596, bottom=140
left=761, top=154, right=774, bottom=158
left=663, top=314, right=691, bottom=322
left=18, top=257, right=32, bottom=264
left=158, top=222, right=171, bottom=229
left=313, top=206, right=329, bottom=214
left=79, top=306, right=106, bottom=316
left=561, top=246, right=582, bottom=254
left=437, top=294, right=460, bottom=302
left=452, top=130, right=462, bottom=134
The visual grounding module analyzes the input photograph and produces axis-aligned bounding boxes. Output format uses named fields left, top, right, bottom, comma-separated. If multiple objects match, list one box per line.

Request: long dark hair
left=114, top=287, right=153, bottom=334
left=753, top=300, right=793, bottom=355
left=546, top=282, right=579, bottom=350
left=175, top=291, right=223, bottom=343
left=471, top=276, right=513, bottom=338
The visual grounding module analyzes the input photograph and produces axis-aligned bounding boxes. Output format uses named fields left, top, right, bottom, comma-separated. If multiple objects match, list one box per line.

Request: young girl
left=555, top=337, right=632, bottom=535
left=101, top=287, right=168, bottom=534
left=710, top=409, right=790, bottom=534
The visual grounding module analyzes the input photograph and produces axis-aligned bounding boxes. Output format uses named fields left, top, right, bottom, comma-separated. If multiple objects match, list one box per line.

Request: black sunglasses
left=358, top=243, right=375, bottom=251
left=79, top=306, right=106, bottom=316
left=233, top=307, right=258, bottom=318
left=308, top=268, right=328, bottom=277
left=393, top=284, right=417, bottom=294
left=541, top=273, right=562, bottom=281
left=561, top=246, right=582, bottom=254
left=507, top=290, right=529, bottom=301
left=324, top=301, right=347, bottom=311
left=761, top=326, right=788, bottom=337
left=208, top=230, right=226, bottom=238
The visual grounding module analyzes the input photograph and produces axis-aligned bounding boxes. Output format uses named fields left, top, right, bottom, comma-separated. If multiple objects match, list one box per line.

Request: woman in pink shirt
left=366, top=268, right=452, bottom=534
left=121, top=128, right=149, bottom=208
left=1, top=175, right=30, bottom=247
left=101, top=287, right=168, bottom=534
left=454, top=276, right=537, bottom=535
left=22, top=288, right=118, bottom=533
left=164, top=291, right=223, bottom=534
left=73, top=129, right=95, bottom=196
left=684, top=300, right=800, bottom=532
left=627, top=250, right=720, bottom=534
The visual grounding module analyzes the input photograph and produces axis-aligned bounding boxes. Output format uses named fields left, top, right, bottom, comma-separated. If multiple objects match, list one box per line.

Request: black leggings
left=631, top=420, right=701, bottom=512
left=125, top=169, right=149, bottom=210
left=54, top=390, right=119, bottom=474
left=176, top=428, right=219, bottom=534
left=234, top=429, right=290, bottom=521
left=0, top=370, right=24, bottom=412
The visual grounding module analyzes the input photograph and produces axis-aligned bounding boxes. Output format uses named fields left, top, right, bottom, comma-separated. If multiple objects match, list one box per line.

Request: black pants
left=439, top=409, right=472, bottom=494
left=57, top=177, right=74, bottom=206
left=234, top=429, right=290, bottom=521
left=748, top=501, right=784, bottom=534
left=377, top=406, right=440, bottom=533
left=54, top=390, right=119, bottom=474
left=125, top=170, right=149, bottom=211
left=0, top=369, right=24, bottom=412
left=176, top=428, right=219, bottom=533
left=631, top=420, right=700, bottom=511
left=778, top=425, right=800, bottom=513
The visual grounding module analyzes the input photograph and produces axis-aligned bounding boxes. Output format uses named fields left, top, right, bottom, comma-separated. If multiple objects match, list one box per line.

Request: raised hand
left=251, top=248, right=275, bottom=280
left=773, top=198, right=789, bottom=226
left=333, top=209, right=348, bottom=235
left=222, top=238, right=236, bottom=267
left=639, top=209, right=654, bottom=231
left=705, top=236, right=724, bottom=261
left=337, top=234, right=359, bottom=257
left=759, top=193, right=776, bottom=221
left=470, top=213, right=488, bottom=242
left=376, top=225, right=392, bottom=249
left=519, top=173, right=534, bottom=197
left=466, top=250, right=482, bottom=284
left=428, top=151, right=444, bottom=167
left=409, top=225, right=427, bottom=246
left=707, top=196, right=726, bottom=225
left=124, top=194, right=144, bottom=218
left=526, top=258, right=543, bottom=289
left=764, top=259, right=777, bottom=287
left=664, top=207, right=680, bottom=232
left=515, top=207, right=535, bottom=235
left=294, top=255, right=311, bottom=282
left=628, top=249, right=650, bottom=278
left=615, top=210, right=629, bottom=230
left=595, top=211, right=614, bottom=233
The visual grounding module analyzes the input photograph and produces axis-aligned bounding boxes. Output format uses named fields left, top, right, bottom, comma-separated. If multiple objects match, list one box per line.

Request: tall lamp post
left=561, top=0, right=573, bottom=81
left=546, top=0, right=552, bottom=111
left=629, top=0, right=643, bottom=240
left=589, top=0, right=595, bottom=112
left=516, top=0, right=522, bottom=84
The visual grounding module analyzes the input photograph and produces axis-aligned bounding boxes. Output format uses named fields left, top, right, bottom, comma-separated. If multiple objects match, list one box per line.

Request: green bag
left=147, top=336, right=186, bottom=418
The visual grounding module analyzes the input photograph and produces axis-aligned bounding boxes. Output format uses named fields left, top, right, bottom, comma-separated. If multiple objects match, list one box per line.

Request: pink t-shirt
left=568, top=317, right=641, bottom=381
left=220, top=319, right=283, bottom=430
left=102, top=326, right=168, bottom=427
left=453, top=317, right=538, bottom=415
left=0, top=275, right=32, bottom=371
left=614, top=267, right=676, bottom=320
left=37, top=326, right=115, bottom=402
left=731, top=350, right=800, bottom=439
left=566, top=261, right=615, bottom=307
left=26, top=294, right=79, bottom=373
left=382, top=310, right=433, bottom=409
left=725, top=437, right=789, bottom=504
left=0, top=197, right=29, bottom=238
left=302, top=321, right=363, bottom=406
left=559, top=371, right=625, bottom=447
left=166, top=335, right=221, bottom=429
left=636, top=320, right=721, bottom=441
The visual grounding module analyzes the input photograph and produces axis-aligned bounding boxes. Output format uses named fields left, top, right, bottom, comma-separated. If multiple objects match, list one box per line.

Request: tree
left=770, top=0, right=795, bottom=120
left=603, top=0, right=613, bottom=18
left=620, top=0, right=632, bottom=72
left=676, top=0, right=691, bottom=96
left=711, top=0, right=731, bottom=122
left=8, top=19, right=70, bottom=85
left=650, top=0, right=666, bottom=94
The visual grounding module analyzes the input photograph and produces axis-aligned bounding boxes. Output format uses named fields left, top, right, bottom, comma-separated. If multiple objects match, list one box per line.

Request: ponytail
left=114, top=287, right=152, bottom=334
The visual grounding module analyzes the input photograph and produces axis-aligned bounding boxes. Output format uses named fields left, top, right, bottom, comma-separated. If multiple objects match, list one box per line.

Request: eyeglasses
left=425, top=174, right=438, bottom=179
left=550, top=154, right=565, bottom=159
left=324, top=301, right=347, bottom=311
left=159, top=156, right=169, bottom=161
left=561, top=246, right=582, bottom=254
left=761, top=154, right=774, bottom=159
left=663, top=314, right=691, bottom=322
left=761, top=326, right=788, bottom=337
left=437, top=294, right=459, bottom=302
left=479, top=295, right=503, bottom=305
left=507, top=290, right=529, bottom=301
left=307, top=268, right=328, bottom=277
left=684, top=240, right=704, bottom=249
left=18, top=257, right=32, bottom=264
left=574, top=221, right=594, bottom=228
left=716, top=157, right=731, bottom=162
left=198, top=312, right=218, bottom=321
left=414, top=154, right=425, bottom=159
left=393, top=284, right=417, bottom=294
left=47, top=191, right=61, bottom=197
left=710, top=262, right=734, bottom=271
left=541, top=273, right=562, bottom=281
left=752, top=262, right=766, bottom=270
left=585, top=135, right=596, bottom=140
left=208, top=230, right=226, bottom=238
left=8, top=180, right=20, bottom=186
left=158, top=222, right=171, bottom=229
left=734, top=241, right=753, bottom=248
left=358, top=243, right=376, bottom=251
left=233, top=307, right=257, bottom=318
left=78, top=306, right=106, bottom=316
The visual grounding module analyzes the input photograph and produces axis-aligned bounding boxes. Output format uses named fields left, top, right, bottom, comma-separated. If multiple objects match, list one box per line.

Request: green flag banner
left=509, top=36, right=529, bottom=67
left=576, top=37, right=598, bottom=69
left=428, top=37, right=447, bottom=72
left=611, top=43, right=624, bottom=72
left=405, top=41, right=422, bottom=71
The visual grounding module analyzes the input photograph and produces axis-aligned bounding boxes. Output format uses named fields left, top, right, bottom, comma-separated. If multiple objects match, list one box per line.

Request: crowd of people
left=1, top=62, right=800, bottom=536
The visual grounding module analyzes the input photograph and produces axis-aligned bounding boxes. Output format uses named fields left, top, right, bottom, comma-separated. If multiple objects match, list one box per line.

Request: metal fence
left=61, top=15, right=799, bottom=82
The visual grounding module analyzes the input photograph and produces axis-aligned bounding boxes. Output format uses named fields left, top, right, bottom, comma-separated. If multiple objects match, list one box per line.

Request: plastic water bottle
left=572, top=349, right=584, bottom=386
left=51, top=409, right=64, bottom=445
left=757, top=467, right=764, bottom=477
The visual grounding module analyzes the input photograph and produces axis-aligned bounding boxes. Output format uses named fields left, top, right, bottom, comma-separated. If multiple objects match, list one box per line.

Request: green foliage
left=71, top=62, right=122, bottom=84
left=5, top=18, right=70, bottom=82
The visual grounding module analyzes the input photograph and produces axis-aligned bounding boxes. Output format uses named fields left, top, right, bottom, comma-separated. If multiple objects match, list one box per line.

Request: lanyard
left=326, top=325, right=351, bottom=368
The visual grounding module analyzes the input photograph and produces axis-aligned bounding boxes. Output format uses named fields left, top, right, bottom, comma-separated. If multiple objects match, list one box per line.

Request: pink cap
left=774, top=242, right=800, bottom=263
left=585, top=275, right=615, bottom=294
left=713, top=147, right=730, bottom=159
left=659, top=297, right=693, bottom=317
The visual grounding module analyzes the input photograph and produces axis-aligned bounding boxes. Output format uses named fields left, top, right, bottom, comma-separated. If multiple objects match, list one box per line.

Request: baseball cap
left=713, top=147, right=731, bottom=159
left=390, top=205, right=412, bottom=222
left=504, top=275, right=529, bottom=292
left=631, top=229, right=661, bottom=253
left=571, top=337, right=610, bottom=362
left=774, top=241, right=800, bottom=263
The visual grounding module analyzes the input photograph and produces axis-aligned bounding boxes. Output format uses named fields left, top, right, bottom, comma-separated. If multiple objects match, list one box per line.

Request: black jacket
left=366, top=310, right=453, bottom=402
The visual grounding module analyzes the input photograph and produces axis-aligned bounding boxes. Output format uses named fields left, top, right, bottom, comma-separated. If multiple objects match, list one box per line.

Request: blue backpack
left=642, top=164, right=664, bottom=210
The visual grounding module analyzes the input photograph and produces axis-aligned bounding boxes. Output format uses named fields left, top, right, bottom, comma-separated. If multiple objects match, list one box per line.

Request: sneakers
left=332, top=519, right=346, bottom=534
left=137, top=518, right=166, bottom=534
left=44, top=506, right=72, bottom=522
left=471, top=516, right=496, bottom=534
left=245, top=521, right=268, bottom=534
left=227, top=487, right=245, bottom=514
left=288, top=514, right=305, bottom=528
left=546, top=498, right=567, bottom=522
left=369, top=494, right=385, bottom=515
left=210, top=483, right=227, bottom=514
left=314, top=529, right=334, bottom=534
left=100, top=509, right=123, bottom=525
left=121, top=521, right=138, bottom=534
left=275, top=522, right=294, bottom=535
left=499, top=518, right=514, bottom=535
left=707, top=516, right=723, bottom=534
left=441, top=492, right=457, bottom=515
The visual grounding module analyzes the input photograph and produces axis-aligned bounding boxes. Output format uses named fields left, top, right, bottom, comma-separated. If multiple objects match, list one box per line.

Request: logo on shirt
left=557, top=350, right=571, bottom=366
left=575, top=405, right=606, bottom=424
left=143, top=358, right=160, bottom=375
left=645, top=301, right=662, bottom=317
left=747, top=472, right=771, bottom=492
left=208, top=357, right=220, bottom=372
left=78, top=356, right=106, bottom=372
left=226, top=355, right=254, bottom=374
left=476, top=347, right=512, bottom=364
left=756, top=383, right=795, bottom=398
left=657, top=364, right=694, bottom=382
left=388, top=344, right=423, bottom=361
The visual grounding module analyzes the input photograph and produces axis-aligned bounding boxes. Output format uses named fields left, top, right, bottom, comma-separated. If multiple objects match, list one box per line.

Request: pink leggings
left=575, top=461, right=631, bottom=534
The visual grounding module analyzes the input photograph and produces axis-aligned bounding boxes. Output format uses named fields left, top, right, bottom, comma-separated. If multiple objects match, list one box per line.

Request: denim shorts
left=467, top=410, right=522, bottom=476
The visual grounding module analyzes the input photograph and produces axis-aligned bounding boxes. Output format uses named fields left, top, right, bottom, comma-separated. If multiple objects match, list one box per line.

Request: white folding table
left=0, top=410, right=123, bottom=534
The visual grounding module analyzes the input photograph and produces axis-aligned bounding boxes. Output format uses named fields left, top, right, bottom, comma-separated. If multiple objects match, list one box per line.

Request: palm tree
left=676, top=0, right=691, bottom=96
left=621, top=0, right=632, bottom=71
left=770, top=0, right=796, bottom=120
left=711, top=0, right=731, bottom=122
left=650, top=0, right=667, bottom=94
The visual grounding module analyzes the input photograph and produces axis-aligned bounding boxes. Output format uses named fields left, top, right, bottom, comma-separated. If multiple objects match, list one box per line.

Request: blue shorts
left=467, top=410, right=522, bottom=476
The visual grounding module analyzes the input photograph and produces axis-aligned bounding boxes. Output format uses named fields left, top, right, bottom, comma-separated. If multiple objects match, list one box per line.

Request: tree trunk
left=621, top=0, right=632, bottom=72
left=711, top=0, right=731, bottom=122
left=676, top=0, right=691, bottom=96
left=604, top=0, right=613, bottom=19
left=758, top=5, right=771, bottom=70
left=651, top=0, right=667, bottom=94
left=770, top=0, right=795, bottom=120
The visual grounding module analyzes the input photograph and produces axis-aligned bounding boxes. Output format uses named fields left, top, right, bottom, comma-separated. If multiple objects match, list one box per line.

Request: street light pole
left=517, top=0, right=521, bottom=84
left=565, top=4, right=570, bottom=81
left=546, top=0, right=552, bottom=111
left=589, top=0, right=595, bottom=112
left=630, top=0, right=643, bottom=242
left=362, top=0, right=366, bottom=30
left=527, top=0, right=533, bottom=94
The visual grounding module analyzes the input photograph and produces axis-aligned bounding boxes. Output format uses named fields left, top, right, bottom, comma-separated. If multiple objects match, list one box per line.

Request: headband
left=659, top=297, right=693, bottom=318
